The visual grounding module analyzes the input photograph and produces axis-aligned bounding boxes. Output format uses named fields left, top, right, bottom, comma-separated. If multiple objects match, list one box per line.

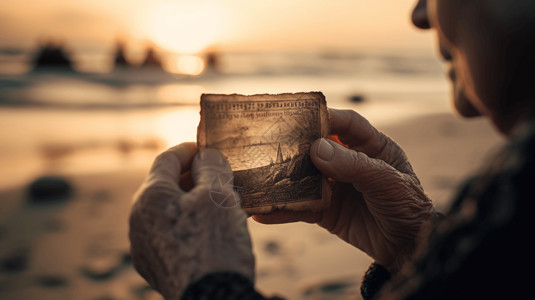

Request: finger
left=329, top=108, right=386, bottom=156
left=146, top=142, right=197, bottom=192
left=328, top=108, right=412, bottom=174
left=252, top=210, right=321, bottom=224
left=310, top=138, right=402, bottom=195
left=179, top=171, right=194, bottom=191
left=188, top=149, right=238, bottom=208
left=132, top=143, right=196, bottom=225
left=191, top=148, right=234, bottom=189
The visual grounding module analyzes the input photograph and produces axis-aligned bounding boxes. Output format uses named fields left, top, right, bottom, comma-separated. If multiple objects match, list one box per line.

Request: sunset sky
left=0, top=0, right=434, bottom=55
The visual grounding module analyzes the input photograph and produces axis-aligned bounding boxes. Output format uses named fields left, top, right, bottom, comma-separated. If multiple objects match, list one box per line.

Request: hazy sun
left=148, top=1, right=225, bottom=54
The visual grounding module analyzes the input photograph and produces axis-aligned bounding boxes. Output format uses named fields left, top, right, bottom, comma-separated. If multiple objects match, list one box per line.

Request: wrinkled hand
left=255, top=109, right=436, bottom=273
left=129, top=143, right=255, bottom=299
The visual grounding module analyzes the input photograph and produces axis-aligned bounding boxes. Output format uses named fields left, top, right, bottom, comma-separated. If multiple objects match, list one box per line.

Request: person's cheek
left=449, top=53, right=481, bottom=117
left=453, top=80, right=481, bottom=118
left=430, top=0, right=461, bottom=47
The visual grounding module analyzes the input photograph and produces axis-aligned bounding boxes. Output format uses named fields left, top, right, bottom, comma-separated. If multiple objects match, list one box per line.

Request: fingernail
left=199, top=149, right=226, bottom=165
left=317, top=138, right=334, bottom=161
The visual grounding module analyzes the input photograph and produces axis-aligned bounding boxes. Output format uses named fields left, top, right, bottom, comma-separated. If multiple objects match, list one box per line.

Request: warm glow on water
left=155, top=107, right=200, bottom=147
left=0, top=106, right=202, bottom=190
left=156, top=84, right=204, bottom=104
left=164, top=55, right=205, bottom=75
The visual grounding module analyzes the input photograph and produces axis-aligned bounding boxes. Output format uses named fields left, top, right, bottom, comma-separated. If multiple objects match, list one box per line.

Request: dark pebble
left=35, top=275, right=68, bottom=288
left=122, top=252, right=132, bottom=265
left=302, top=279, right=357, bottom=297
left=264, top=240, right=281, bottom=256
left=1, top=249, right=29, bottom=273
left=349, top=94, right=366, bottom=103
left=319, top=282, right=352, bottom=293
left=27, top=176, right=72, bottom=203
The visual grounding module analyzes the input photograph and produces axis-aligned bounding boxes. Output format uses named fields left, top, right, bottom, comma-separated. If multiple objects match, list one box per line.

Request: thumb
left=191, top=149, right=234, bottom=188
left=190, top=149, right=240, bottom=209
left=310, top=138, right=401, bottom=195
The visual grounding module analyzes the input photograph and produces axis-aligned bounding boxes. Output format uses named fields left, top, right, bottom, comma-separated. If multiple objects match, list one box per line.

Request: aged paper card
left=197, top=92, right=330, bottom=214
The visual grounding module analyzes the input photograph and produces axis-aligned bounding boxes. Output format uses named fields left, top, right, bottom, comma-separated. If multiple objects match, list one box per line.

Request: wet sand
left=0, top=113, right=504, bottom=300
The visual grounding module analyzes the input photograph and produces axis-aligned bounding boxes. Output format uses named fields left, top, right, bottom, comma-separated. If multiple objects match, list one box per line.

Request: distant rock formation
left=204, top=51, right=220, bottom=73
left=113, top=40, right=130, bottom=68
left=32, top=41, right=74, bottom=72
left=140, top=47, right=163, bottom=69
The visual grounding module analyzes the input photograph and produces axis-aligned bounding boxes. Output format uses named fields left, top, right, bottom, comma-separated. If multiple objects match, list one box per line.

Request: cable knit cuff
left=181, top=272, right=266, bottom=300
left=361, top=263, right=391, bottom=300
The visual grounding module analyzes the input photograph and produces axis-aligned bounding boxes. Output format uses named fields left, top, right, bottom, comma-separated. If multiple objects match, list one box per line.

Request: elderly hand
left=129, top=143, right=255, bottom=299
left=255, top=108, right=436, bottom=274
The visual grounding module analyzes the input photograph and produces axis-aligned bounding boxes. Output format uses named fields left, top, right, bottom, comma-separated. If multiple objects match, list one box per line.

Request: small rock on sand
left=1, top=248, right=29, bottom=273
left=348, top=94, right=366, bottom=103
left=264, top=240, right=281, bottom=256
left=27, top=176, right=72, bottom=203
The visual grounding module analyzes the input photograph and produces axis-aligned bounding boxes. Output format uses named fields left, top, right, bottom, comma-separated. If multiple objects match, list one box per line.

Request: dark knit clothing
left=361, top=263, right=392, bottom=300
left=182, top=118, right=535, bottom=300
left=181, top=272, right=266, bottom=300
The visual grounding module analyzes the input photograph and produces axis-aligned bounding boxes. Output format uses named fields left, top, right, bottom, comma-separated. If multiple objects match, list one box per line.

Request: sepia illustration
left=197, top=92, right=330, bottom=214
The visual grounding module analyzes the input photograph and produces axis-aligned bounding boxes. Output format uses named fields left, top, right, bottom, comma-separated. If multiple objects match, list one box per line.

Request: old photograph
left=198, top=92, right=330, bottom=213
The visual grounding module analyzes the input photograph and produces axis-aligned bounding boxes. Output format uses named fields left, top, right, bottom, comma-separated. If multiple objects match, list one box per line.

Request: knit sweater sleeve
left=181, top=272, right=283, bottom=300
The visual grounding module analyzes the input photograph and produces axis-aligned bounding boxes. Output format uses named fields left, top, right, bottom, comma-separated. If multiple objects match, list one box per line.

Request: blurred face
left=412, top=0, right=535, bottom=134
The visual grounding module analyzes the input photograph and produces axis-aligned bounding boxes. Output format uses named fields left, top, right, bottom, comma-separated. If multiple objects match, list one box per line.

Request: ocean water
left=0, top=50, right=450, bottom=190
left=0, top=50, right=452, bottom=299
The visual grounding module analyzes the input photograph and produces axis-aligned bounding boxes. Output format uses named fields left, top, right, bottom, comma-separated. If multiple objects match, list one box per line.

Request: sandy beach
left=0, top=112, right=504, bottom=300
